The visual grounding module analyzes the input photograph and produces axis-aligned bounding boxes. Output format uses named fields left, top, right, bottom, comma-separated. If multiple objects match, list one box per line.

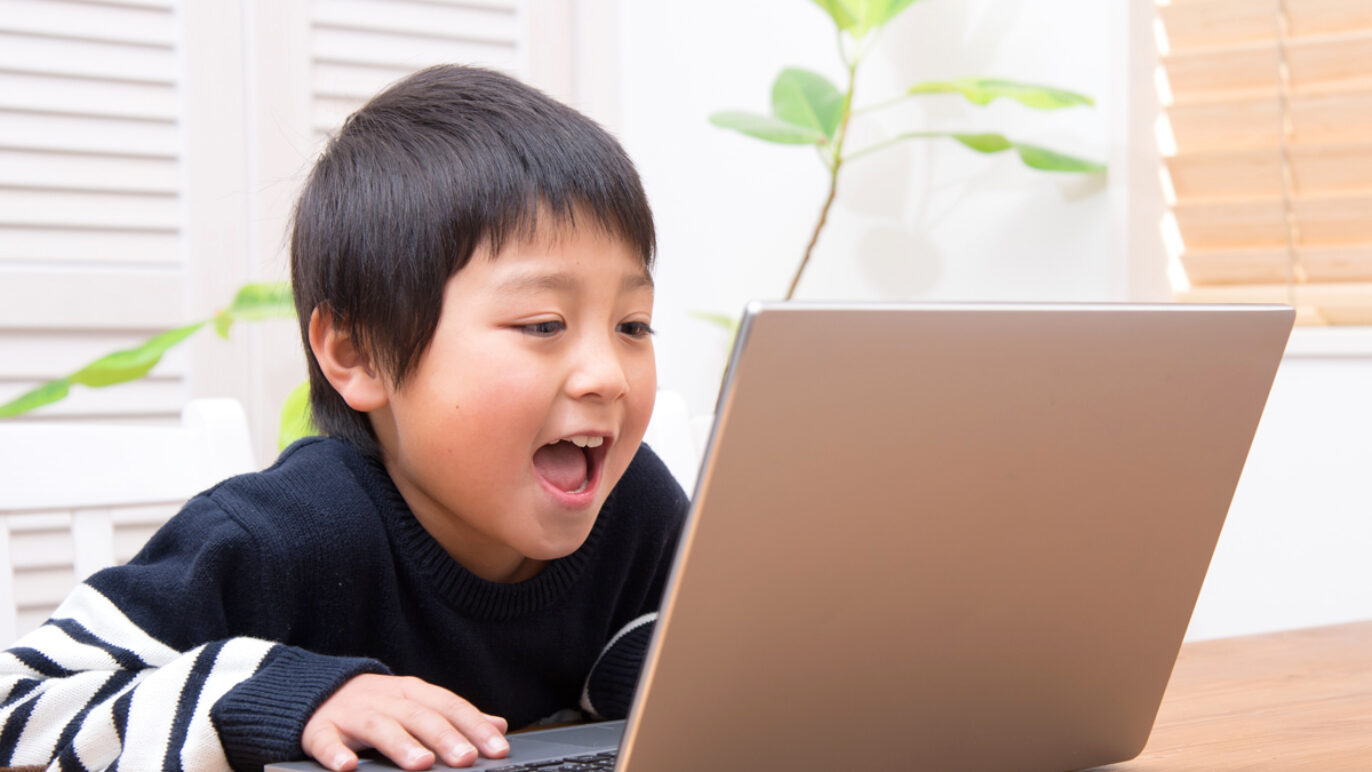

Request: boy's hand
left=302, top=673, right=510, bottom=771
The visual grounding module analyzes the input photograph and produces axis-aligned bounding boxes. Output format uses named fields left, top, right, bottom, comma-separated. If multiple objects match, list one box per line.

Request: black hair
left=290, top=64, right=656, bottom=455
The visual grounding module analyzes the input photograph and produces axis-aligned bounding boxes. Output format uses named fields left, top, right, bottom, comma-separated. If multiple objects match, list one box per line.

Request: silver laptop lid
left=621, top=302, right=1293, bottom=772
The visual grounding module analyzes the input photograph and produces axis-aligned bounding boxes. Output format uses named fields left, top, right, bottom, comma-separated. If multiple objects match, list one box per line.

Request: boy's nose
left=566, top=340, right=631, bottom=401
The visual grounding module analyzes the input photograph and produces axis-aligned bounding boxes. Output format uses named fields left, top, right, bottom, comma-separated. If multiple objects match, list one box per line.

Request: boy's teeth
left=567, top=435, right=603, bottom=448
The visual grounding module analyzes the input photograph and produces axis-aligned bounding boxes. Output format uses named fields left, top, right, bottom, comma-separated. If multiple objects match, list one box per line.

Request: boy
left=0, top=65, right=688, bottom=771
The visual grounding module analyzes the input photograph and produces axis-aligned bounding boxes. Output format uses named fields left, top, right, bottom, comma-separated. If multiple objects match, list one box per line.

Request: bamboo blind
left=1156, top=0, right=1372, bottom=325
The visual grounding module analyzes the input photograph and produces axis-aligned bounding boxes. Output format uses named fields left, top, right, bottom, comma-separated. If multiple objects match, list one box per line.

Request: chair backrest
left=0, top=399, right=256, bottom=645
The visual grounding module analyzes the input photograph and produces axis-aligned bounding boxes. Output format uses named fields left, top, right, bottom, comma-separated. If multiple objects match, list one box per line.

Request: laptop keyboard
left=485, top=750, right=618, bottom=771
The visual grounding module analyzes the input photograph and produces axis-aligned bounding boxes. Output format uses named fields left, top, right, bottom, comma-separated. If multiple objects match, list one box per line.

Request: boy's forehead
left=469, top=223, right=655, bottom=296
left=472, top=219, right=653, bottom=292
left=481, top=207, right=648, bottom=261
left=486, top=263, right=654, bottom=295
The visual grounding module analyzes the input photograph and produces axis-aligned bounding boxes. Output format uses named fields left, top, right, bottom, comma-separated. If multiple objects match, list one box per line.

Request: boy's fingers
left=450, top=714, right=508, bottom=760
left=482, top=713, right=510, bottom=734
left=338, top=713, right=435, bottom=771
left=301, top=723, right=359, bottom=772
left=396, top=704, right=480, bottom=768
left=406, top=683, right=509, bottom=758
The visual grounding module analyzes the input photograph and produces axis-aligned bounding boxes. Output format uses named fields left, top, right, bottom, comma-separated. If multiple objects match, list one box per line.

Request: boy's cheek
left=623, top=396, right=654, bottom=451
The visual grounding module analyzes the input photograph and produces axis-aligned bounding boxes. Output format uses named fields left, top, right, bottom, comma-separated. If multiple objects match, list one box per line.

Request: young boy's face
left=368, top=224, right=657, bottom=583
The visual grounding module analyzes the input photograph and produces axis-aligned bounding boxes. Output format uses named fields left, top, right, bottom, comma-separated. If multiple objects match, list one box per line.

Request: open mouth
left=532, top=435, right=609, bottom=497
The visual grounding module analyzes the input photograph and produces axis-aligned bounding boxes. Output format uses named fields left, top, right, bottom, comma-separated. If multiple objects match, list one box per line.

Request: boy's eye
left=521, top=320, right=565, bottom=336
left=618, top=321, right=655, bottom=338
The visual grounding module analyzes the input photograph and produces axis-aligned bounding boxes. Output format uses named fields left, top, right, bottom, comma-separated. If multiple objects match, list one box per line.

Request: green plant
left=710, top=0, right=1106, bottom=299
left=0, top=282, right=318, bottom=448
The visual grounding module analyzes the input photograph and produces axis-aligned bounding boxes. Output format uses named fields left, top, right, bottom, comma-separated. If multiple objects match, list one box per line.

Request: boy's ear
left=308, top=307, right=389, bottom=413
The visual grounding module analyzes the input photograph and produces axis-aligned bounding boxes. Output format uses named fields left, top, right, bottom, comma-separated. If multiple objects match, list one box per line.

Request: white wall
left=611, top=0, right=1121, bottom=415
left=1187, top=334, right=1372, bottom=640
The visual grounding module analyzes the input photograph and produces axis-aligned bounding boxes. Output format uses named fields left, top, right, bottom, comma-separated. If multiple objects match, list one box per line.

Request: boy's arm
left=0, top=586, right=387, bottom=770
left=0, top=497, right=388, bottom=771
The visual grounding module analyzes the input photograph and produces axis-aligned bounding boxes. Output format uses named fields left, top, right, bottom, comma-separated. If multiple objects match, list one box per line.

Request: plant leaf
left=808, top=0, right=859, bottom=31
left=948, top=133, right=1013, bottom=153
left=709, top=110, right=828, bottom=145
left=214, top=281, right=295, bottom=339
left=278, top=379, right=317, bottom=450
left=0, top=321, right=207, bottom=418
left=808, top=0, right=923, bottom=39
left=949, top=133, right=1104, bottom=172
left=846, top=131, right=1104, bottom=173
left=908, top=77, right=1094, bottom=109
left=771, top=68, right=845, bottom=140
left=836, top=0, right=925, bottom=39
left=688, top=311, right=740, bottom=334
left=228, top=281, right=293, bottom=316
left=862, top=0, right=924, bottom=30
left=1, top=281, right=296, bottom=419
left=1012, top=142, right=1108, bottom=172
left=71, top=321, right=207, bottom=387
left=0, top=378, right=72, bottom=418
left=689, top=311, right=741, bottom=363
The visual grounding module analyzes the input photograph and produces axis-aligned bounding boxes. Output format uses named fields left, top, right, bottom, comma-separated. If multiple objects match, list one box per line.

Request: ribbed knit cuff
left=580, top=613, right=656, bottom=720
left=210, top=644, right=390, bottom=770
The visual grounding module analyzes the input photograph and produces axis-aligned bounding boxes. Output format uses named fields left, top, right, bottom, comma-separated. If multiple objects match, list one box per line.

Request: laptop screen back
left=620, top=302, right=1293, bottom=772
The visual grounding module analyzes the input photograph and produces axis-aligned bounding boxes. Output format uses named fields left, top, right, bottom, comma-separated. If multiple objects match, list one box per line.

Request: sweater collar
left=335, top=439, right=611, bottom=620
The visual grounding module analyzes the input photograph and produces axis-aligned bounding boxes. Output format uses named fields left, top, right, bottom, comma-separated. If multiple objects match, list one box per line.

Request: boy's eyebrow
left=495, top=270, right=654, bottom=294
left=624, top=271, right=655, bottom=291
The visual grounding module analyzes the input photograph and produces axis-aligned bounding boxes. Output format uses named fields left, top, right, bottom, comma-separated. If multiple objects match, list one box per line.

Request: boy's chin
left=522, top=532, right=594, bottom=562
left=521, top=514, right=601, bottom=561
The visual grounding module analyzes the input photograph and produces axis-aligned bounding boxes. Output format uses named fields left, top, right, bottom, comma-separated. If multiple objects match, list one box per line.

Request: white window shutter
left=310, top=0, right=525, bottom=147
left=3, top=0, right=550, bottom=440
left=0, top=0, right=189, bottom=423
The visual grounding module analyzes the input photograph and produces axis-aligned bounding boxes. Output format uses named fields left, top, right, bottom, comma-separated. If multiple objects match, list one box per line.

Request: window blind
left=1156, top=0, right=1372, bottom=324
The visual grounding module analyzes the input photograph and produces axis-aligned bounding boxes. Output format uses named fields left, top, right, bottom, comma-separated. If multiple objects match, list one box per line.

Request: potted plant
left=707, top=0, right=1104, bottom=305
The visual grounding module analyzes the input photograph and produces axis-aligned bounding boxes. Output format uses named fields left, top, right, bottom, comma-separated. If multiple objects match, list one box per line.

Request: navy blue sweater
left=0, top=436, right=688, bottom=771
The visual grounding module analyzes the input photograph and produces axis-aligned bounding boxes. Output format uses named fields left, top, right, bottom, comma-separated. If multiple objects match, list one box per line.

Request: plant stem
left=787, top=57, right=859, bottom=300
left=844, top=131, right=941, bottom=163
left=851, top=93, right=909, bottom=116
left=788, top=164, right=840, bottom=300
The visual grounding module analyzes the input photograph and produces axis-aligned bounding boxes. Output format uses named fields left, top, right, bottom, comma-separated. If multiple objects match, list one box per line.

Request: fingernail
left=447, top=742, right=476, bottom=763
left=487, top=735, right=509, bottom=754
left=407, top=747, right=432, bottom=766
left=331, top=752, right=350, bottom=771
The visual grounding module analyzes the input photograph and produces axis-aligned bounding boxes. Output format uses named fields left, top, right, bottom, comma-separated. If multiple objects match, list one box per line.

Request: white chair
left=0, top=399, right=256, bottom=645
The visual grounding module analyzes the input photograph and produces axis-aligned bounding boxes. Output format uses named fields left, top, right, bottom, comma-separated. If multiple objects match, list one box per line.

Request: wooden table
left=1093, top=620, right=1372, bottom=770
left=3, top=621, right=1369, bottom=771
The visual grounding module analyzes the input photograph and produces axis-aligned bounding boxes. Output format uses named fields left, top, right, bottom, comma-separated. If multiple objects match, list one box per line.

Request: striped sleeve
left=0, top=583, right=384, bottom=771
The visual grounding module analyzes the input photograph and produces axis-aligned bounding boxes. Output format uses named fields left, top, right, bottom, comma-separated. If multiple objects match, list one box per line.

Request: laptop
left=270, top=301, right=1294, bottom=772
